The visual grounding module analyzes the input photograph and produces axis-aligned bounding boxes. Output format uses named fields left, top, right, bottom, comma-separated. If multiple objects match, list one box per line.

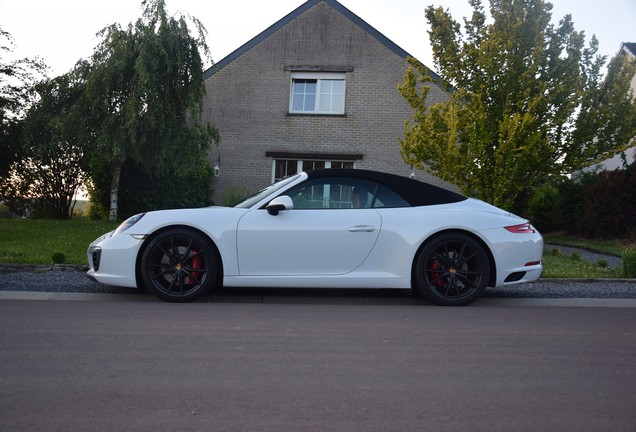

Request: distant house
left=201, top=0, right=455, bottom=204
left=583, top=42, right=636, bottom=173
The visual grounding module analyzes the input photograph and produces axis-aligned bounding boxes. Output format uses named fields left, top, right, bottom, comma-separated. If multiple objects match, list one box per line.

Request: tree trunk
left=109, top=162, right=122, bottom=222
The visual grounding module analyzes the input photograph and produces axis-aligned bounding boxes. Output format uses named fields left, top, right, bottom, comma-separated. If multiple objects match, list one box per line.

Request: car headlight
left=112, top=213, right=146, bottom=236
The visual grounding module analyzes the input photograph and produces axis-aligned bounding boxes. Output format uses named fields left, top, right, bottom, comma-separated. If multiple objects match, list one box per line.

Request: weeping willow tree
left=399, top=0, right=636, bottom=209
left=86, top=0, right=219, bottom=221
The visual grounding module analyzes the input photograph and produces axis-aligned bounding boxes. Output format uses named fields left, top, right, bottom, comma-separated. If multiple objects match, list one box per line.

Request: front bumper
left=86, top=231, right=144, bottom=288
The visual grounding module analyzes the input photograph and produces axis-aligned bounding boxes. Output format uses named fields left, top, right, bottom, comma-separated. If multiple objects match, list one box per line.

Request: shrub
left=0, top=203, right=15, bottom=218
left=533, top=165, right=636, bottom=239
left=622, top=248, right=636, bottom=278
left=581, top=164, right=636, bottom=238
left=220, top=188, right=252, bottom=207
left=555, top=174, right=589, bottom=236
left=51, top=252, right=66, bottom=264
left=90, top=156, right=214, bottom=220
left=526, top=183, right=562, bottom=232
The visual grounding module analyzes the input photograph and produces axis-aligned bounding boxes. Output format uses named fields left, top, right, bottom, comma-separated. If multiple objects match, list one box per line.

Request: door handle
left=348, top=225, right=376, bottom=232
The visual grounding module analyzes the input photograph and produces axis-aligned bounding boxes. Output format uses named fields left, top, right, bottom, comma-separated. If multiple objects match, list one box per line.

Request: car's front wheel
left=415, top=233, right=490, bottom=306
left=140, top=228, right=220, bottom=302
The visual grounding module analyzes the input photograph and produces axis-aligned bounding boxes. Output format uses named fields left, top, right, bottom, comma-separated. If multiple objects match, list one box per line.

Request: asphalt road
left=1, top=299, right=635, bottom=432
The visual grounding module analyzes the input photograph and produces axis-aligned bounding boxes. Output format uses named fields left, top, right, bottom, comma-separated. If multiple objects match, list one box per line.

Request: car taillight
left=504, top=223, right=536, bottom=234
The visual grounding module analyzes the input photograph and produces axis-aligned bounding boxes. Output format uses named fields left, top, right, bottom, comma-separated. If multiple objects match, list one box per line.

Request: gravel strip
left=1, top=265, right=635, bottom=299
left=485, top=279, right=636, bottom=299
left=0, top=266, right=139, bottom=295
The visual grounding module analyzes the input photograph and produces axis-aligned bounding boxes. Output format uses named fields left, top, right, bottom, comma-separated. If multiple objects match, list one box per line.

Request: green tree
left=89, top=156, right=214, bottom=220
left=0, top=27, right=47, bottom=177
left=0, top=64, right=92, bottom=219
left=398, top=0, right=636, bottom=209
left=86, top=0, right=219, bottom=221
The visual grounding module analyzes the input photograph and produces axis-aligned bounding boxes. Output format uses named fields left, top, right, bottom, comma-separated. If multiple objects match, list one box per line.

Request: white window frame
left=289, top=72, right=346, bottom=115
left=272, top=159, right=355, bottom=182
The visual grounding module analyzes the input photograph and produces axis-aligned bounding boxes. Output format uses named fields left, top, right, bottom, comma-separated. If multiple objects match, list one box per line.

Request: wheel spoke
left=166, top=276, right=180, bottom=295
left=184, top=266, right=208, bottom=278
left=441, top=279, right=453, bottom=299
left=186, top=249, right=204, bottom=261
left=180, top=238, right=194, bottom=261
left=456, top=272, right=477, bottom=286
left=151, top=267, right=173, bottom=281
left=427, top=271, right=448, bottom=286
left=155, top=244, right=172, bottom=262
left=433, top=251, right=452, bottom=268
left=452, top=278, right=466, bottom=298
left=457, top=242, right=466, bottom=263
left=455, top=251, right=478, bottom=269
left=457, top=270, right=482, bottom=281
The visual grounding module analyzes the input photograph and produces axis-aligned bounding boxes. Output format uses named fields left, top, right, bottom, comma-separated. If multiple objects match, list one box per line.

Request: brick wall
left=203, top=1, right=455, bottom=204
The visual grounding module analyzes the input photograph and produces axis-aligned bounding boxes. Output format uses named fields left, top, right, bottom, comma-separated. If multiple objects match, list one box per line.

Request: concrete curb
left=474, top=297, right=636, bottom=308
left=2, top=290, right=636, bottom=307
left=0, top=291, right=153, bottom=302
left=537, top=278, right=636, bottom=284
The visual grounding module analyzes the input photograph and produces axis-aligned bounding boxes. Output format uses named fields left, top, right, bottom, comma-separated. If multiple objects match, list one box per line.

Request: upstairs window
left=289, top=73, right=345, bottom=115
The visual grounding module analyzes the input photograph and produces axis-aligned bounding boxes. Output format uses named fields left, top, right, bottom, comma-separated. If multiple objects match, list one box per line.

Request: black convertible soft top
left=306, top=169, right=466, bottom=207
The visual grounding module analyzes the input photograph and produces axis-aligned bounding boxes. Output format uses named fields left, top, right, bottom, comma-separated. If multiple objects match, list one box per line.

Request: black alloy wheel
left=415, top=233, right=490, bottom=306
left=140, top=228, right=220, bottom=302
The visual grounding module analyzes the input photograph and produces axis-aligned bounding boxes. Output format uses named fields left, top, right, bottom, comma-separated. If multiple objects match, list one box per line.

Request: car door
left=236, top=177, right=382, bottom=276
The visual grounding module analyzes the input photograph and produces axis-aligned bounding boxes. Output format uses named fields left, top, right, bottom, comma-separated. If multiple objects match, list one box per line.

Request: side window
left=373, top=185, right=409, bottom=208
left=284, top=178, right=379, bottom=209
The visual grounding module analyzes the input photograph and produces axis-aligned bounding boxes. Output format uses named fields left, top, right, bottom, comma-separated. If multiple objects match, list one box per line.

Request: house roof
left=622, top=42, right=636, bottom=57
left=203, top=0, right=441, bottom=81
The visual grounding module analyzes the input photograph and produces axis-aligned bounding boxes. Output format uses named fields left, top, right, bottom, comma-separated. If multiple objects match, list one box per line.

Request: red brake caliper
left=430, top=260, right=444, bottom=287
left=186, top=250, right=202, bottom=285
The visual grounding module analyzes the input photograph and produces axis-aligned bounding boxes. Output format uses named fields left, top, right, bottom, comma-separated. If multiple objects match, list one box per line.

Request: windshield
left=234, top=174, right=301, bottom=208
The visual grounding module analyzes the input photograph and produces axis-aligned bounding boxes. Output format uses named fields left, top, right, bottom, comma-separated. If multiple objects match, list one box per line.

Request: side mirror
left=266, top=195, right=294, bottom=215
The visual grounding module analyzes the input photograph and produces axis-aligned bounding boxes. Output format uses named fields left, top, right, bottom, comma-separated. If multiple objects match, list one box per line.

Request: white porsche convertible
left=87, top=169, right=543, bottom=305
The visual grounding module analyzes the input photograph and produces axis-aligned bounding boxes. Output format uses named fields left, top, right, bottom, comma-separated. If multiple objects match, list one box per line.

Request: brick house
left=202, top=0, right=455, bottom=204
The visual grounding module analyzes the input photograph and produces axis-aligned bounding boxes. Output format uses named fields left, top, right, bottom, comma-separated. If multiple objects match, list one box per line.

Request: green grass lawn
left=541, top=233, right=632, bottom=278
left=540, top=254, right=622, bottom=278
left=0, top=219, right=118, bottom=265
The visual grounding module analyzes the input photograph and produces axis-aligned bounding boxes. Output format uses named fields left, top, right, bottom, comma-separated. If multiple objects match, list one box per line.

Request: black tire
left=140, top=228, right=220, bottom=302
left=414, top=233, right=490, bottom=306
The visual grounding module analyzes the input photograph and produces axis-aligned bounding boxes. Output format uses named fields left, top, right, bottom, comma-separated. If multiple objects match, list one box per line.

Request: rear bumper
left=501, top=264, right=543, bottom=285
left=482, top=228, right=544, bottom=287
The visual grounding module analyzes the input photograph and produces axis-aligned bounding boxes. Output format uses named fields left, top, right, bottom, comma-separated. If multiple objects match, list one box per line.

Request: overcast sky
left=1, top=0, right=634, bottom=77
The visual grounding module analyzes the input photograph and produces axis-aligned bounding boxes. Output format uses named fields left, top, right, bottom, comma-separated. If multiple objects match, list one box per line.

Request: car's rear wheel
left=415, top=233, right=490, bottom=306
left=140, top=228, right=220, bottom=302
